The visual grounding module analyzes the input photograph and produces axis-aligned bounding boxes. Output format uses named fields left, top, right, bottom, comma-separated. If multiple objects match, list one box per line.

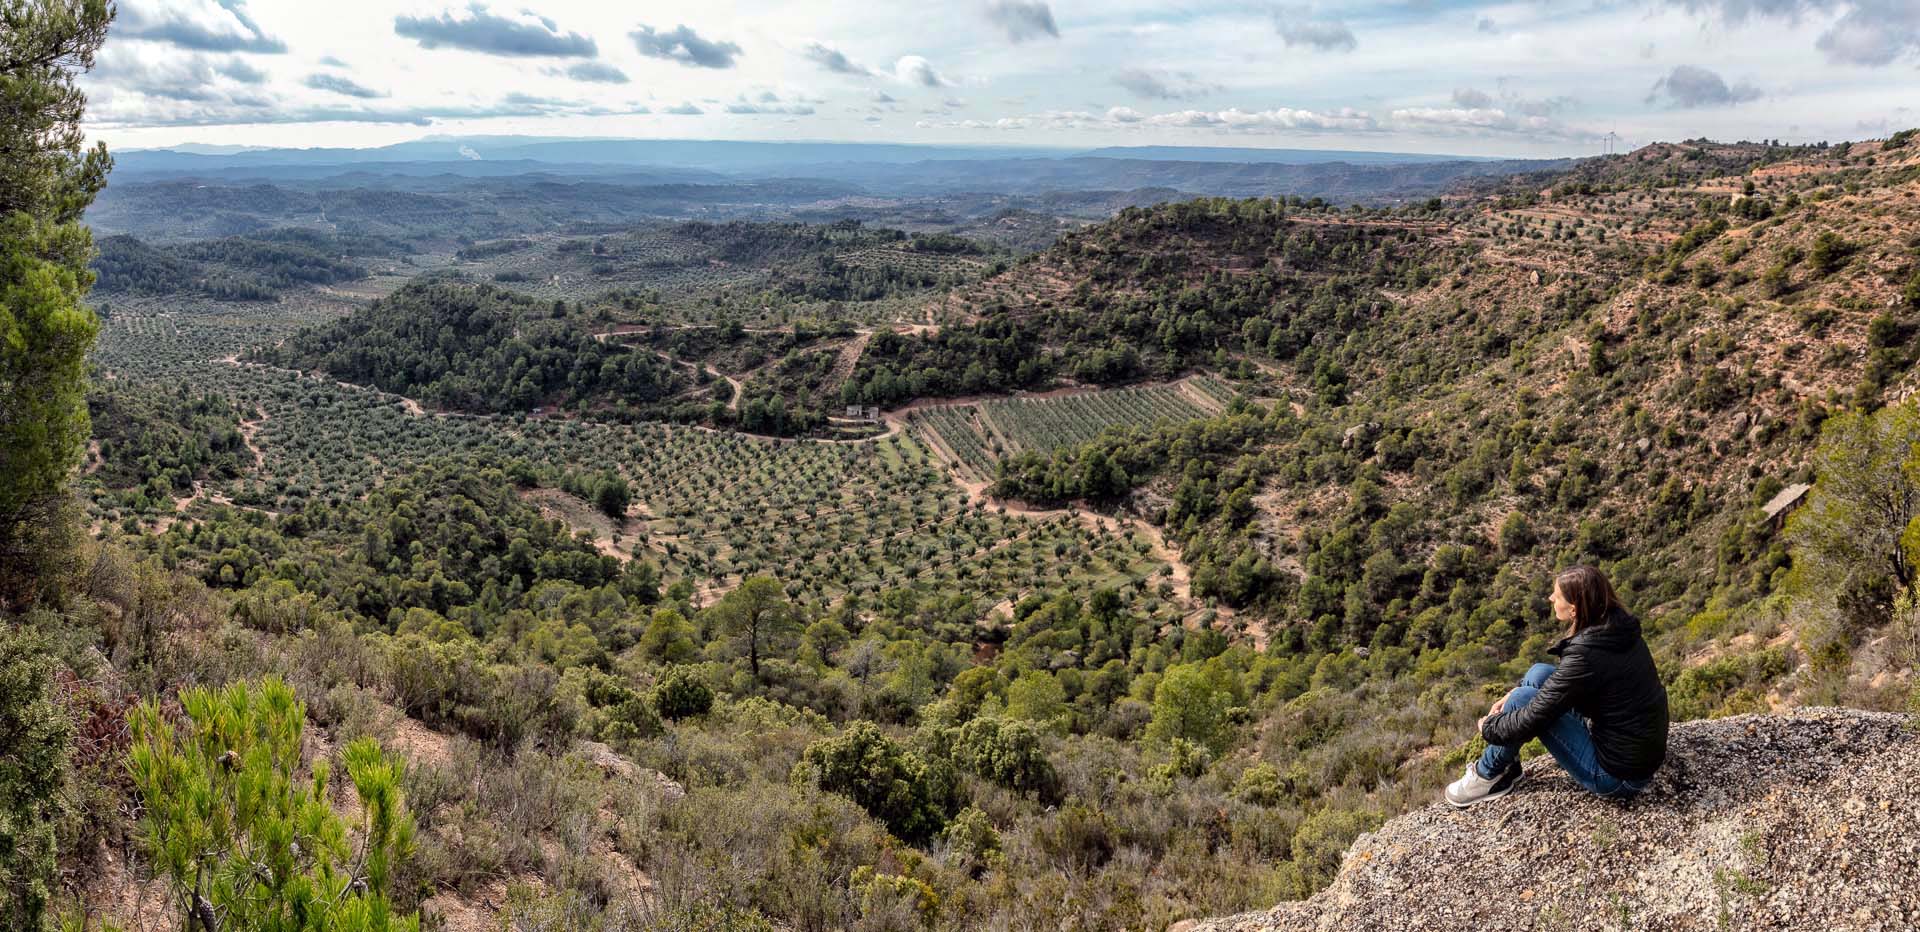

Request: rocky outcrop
left=1187, top=708, right=1919, bottom=932
left=577, top=739, right=687, bottom=800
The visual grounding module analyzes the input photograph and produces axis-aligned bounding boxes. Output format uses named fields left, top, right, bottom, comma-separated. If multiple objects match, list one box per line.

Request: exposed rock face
left=577, top=739, right=687, bottom=800
left=1188, top=708, right=1919, bottom=932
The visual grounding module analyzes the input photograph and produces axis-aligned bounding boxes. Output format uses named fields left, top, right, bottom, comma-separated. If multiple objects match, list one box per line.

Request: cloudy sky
left=81, top=0, right=1920, bottom=158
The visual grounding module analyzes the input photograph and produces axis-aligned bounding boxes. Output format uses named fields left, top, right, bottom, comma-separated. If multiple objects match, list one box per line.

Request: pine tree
left=0, top=0, right=115, bottom=610
left=127, top=678, right=421, bottom=932
left=707, top=576, right=800, bottom=678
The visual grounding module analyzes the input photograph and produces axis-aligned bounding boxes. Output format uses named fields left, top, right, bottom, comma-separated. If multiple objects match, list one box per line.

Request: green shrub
left=948, top=715, right=1058, bottom=798
left=940, top=806, right=1003, bottom=875
left=570, top=668, right=661, bottom=740
left=652, top=665, right=715, bottom=720
left=1809, top=232, right=1854, bottom=275
left=1668, top=648, right=1792, bottom=720
left=1761, top=262, right=1791, bottom=296
left=1234, top=762, right=1286, bottom=806
left=1289, top=808, right=1381, bottom=891
left=0, top=629, right=71, bottom=931
left=792, top=722, right=957, bottom=842
left=1031, top=803, right=1116, bottom=872
left=851, top=865, right=940, bottom=926
left=1148, top=737, right=1212, bottom=788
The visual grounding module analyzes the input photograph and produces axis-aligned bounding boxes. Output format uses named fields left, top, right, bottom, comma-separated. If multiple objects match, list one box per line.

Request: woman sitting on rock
left=1446, top=565, right=1669, bottom=807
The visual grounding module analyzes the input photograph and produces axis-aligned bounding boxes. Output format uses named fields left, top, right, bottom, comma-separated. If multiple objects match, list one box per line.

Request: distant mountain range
left=102, top=135, right=1564, bottom=207
left=116, top=135, right=1499, bottom=174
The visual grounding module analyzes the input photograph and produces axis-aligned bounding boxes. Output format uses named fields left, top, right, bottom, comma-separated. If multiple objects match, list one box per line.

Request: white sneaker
left=1445, top=762, right=1523, bottom=808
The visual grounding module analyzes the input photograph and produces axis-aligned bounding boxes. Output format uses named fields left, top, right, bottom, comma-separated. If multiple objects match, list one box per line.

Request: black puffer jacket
left=1481, top=607, right=1669, bottom=781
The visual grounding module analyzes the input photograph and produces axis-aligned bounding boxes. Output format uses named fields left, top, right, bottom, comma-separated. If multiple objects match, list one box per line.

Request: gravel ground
left=1183, top=707, right=1920, bottom=932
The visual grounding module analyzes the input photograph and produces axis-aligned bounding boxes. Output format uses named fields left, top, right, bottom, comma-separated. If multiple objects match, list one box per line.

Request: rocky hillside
left=1184, top=707, right=1919, bottom=932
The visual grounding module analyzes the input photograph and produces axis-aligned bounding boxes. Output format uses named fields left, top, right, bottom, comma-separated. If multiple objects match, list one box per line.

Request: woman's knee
left=1523, top=663, right=1557, bottom=688
left=1503, top=684, right=1540, bottom=710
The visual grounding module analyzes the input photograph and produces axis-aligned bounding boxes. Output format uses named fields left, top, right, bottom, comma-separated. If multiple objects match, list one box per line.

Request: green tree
left=1781, top=399, right=1920, bottom=630
left=128, top=678, right=421, bottom=932
left=1498, top=511, right=1534, bottom=555
left=1788, top=403, right=1920, bottom=598
left=1145, top=662, right=1243, bottom=753
left=1002, top=669, right=1067, bottom=729
left=706, top=576, right=801, bottom=678
left=592, top=470, right=631, bottom=520
left=637, top=607, right=698, bottom=663
left=0, top=0, right=114, bottom=610
left=0, top=627, right=71, bottom=931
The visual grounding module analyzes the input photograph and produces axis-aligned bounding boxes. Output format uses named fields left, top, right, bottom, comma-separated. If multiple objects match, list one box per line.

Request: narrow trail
left=152, top=486, right=203, bottom=535
left=592, top=319, right=936, bottom=344
left=220, top=355, right=434, bottom=417
left=237, top=409, right=270, bottom=467
left=644, top=349, right=744, bottom=412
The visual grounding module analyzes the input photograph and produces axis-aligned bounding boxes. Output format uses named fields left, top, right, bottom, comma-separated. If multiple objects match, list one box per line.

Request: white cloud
left=1146, top=106, right=1379, bottom=132
left=1273, top=6, right=1357, bottom=53
left=893, top=55, right=952, bottom=87
left=1112, top=68, right=1219, bottom=101
left=118, top=0, right=287, bottom=53
left=984, top=1, right=1060, bottom=42
left=1646, top=64, right=1763, bottom=108
left=1392, top=107, right=1601, bottom=142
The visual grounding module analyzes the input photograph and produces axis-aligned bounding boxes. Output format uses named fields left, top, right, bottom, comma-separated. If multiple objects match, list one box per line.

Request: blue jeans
left=1477, top=663, right=1650, bottom=799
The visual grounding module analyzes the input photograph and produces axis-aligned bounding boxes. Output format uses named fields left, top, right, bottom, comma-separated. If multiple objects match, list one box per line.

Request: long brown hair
left=1555, top=565, right=1623, bottom=635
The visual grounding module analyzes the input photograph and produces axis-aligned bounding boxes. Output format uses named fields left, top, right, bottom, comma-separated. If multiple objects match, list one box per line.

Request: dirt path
left=238, top=409, right=270, bottom=467
left=151, top=485, right=203, bottom=535
left=221, top=355, right=447, bottom=419
left=643, top=349, right=743, bottom=412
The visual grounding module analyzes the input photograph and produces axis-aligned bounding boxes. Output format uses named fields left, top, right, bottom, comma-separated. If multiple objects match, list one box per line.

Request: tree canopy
left=0, top=0, right=113, bottom=609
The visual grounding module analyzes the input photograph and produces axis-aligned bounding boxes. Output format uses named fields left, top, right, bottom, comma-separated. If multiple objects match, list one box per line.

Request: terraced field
left=906, top=376, right=1235, bottom=477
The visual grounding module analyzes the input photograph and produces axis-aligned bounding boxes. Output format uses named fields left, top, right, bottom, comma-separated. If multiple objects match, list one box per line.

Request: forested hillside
left=257, top=282, right=690, bottom=417
left=91, top=229, right=401, bottom=300
left=6, top=8, right=1919, bottom=926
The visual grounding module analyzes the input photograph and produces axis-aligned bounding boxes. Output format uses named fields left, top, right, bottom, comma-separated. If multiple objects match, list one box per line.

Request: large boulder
left=1186, top=708, right=1919, bottom=932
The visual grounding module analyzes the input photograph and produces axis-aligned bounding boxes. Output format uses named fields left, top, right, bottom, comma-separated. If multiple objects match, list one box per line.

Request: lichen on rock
left=1184, top=708, right=1920, bottom=932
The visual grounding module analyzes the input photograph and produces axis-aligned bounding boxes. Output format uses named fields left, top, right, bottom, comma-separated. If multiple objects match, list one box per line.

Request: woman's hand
left=1479, top=687, right=1519, bottom=732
